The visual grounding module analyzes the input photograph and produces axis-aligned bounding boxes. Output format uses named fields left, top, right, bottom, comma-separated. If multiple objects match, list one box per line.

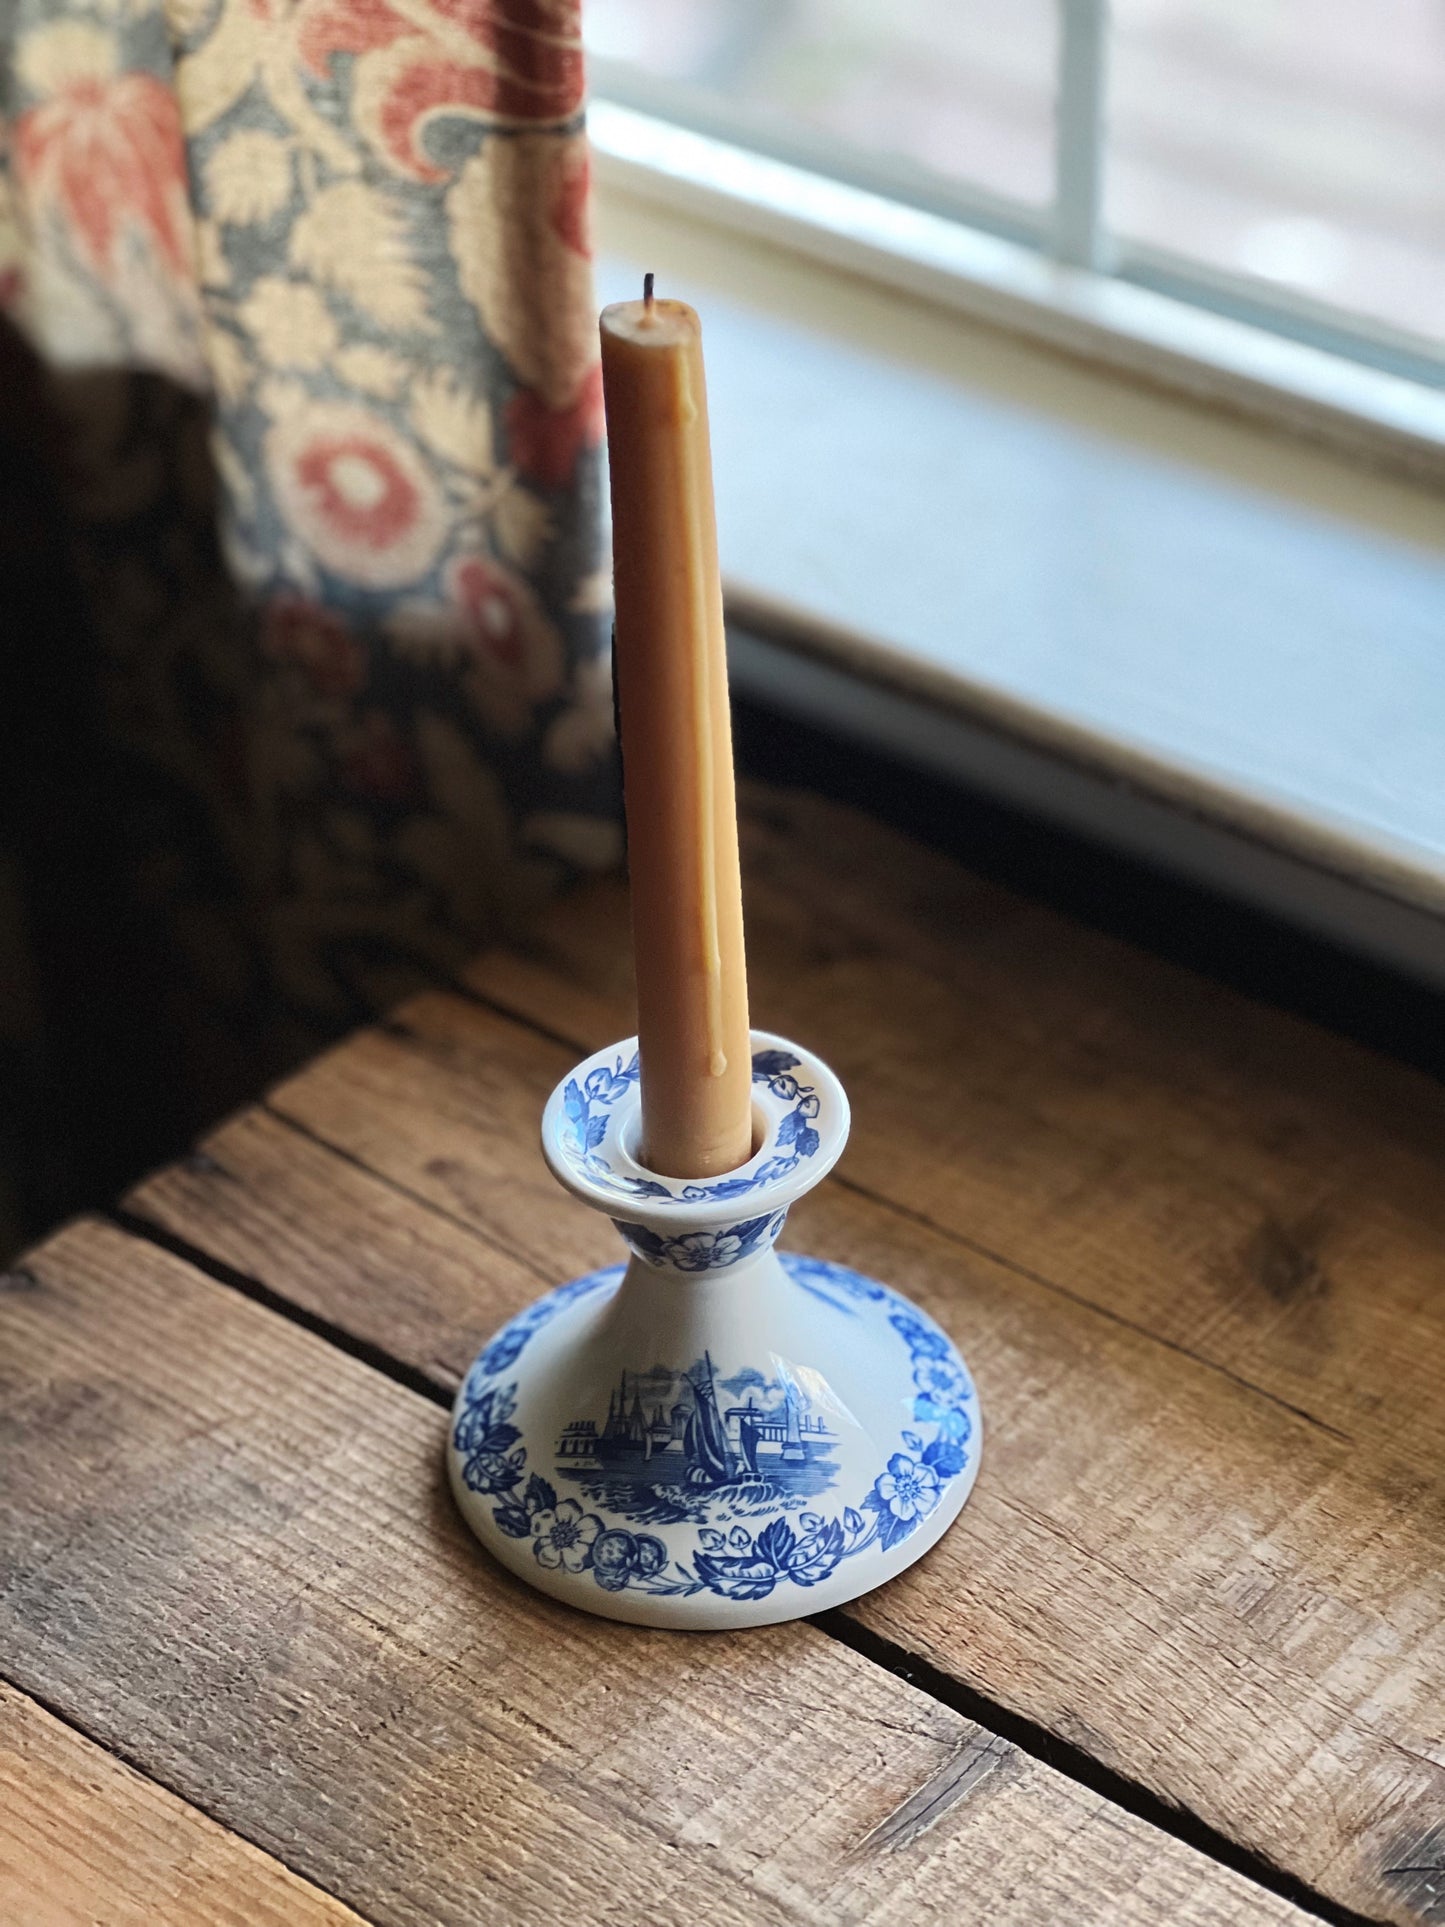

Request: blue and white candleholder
left=448, top=1031, right=981, bottom=1629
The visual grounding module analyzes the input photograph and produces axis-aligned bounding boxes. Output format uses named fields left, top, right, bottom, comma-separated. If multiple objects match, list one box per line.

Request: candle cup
left=448, top=1032, right=982, bottom=1629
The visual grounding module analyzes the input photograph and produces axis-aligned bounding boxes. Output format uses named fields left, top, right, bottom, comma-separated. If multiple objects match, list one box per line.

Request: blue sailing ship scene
left=555, top=1350, right=839, bottom=1526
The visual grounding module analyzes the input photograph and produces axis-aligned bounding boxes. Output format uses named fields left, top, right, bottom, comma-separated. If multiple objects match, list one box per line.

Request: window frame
left=586, top=57, right=1445, bottom=484
left=589, top=100, right=1445, bottom=989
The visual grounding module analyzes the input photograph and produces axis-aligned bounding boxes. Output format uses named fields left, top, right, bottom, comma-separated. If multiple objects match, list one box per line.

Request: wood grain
left=0, top=1219, right=1302, bottom=1927
left=131, top=979, right=1445, bottom=1925
left=0, top=1683, right=366, bottom=1927
left=468, top=787, right=1445, bottom=1453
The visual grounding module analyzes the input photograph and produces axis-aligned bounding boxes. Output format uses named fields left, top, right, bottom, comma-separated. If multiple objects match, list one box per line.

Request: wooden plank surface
left=0, top=1683, right=366, bottom=1927
left=131, top=979, right=1445, bottom=1926
left=471, top=790, right=1445, bottom=1449
left=125, top=783, right=1445, bottom=1926
left=0, top=1219, right=1304, bottom=1927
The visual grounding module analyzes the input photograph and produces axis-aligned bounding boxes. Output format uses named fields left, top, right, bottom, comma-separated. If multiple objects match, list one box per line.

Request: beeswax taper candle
left=600, top=278, right=753, bottom=1179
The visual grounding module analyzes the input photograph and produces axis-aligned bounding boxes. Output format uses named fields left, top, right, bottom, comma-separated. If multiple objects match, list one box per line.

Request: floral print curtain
left=0, top=0, right=618, bottom=1250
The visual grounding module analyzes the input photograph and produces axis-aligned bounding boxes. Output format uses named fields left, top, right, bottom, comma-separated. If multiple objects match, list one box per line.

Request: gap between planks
left=121, top=968, right=1445, bottom=1924
left=113, top=796, right=1445, bottom=1923
left=0, top=1679, right=374, bottom=1927
left=110, top=1163, right=1361, bottom=1927
left=1, top=1217, right=1317, bottom=1927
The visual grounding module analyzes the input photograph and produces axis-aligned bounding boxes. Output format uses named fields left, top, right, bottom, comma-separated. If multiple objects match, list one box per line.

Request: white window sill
left=594, top=159, right=1445, bottom=990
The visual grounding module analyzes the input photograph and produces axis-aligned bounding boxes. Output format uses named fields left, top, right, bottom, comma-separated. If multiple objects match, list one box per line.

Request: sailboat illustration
left=554, top=1353, right=839, bottom=1520
left=684, top=1351, right=733, bottom=1487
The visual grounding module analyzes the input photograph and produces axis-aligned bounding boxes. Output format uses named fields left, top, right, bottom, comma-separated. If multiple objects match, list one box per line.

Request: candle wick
left=643, top=271, right=655, bottom=310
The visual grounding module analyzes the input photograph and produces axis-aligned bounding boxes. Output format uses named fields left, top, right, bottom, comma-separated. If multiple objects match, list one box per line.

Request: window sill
left=594, top=163, right=1445, bottom=990
left=591, top=101, right=1445, bottom=487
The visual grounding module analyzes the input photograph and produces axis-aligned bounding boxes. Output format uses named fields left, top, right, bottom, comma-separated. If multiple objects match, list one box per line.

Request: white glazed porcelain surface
left=448, top=1032, right=981, bottom=1630
left=541, top=1029, right=849, bottom=1271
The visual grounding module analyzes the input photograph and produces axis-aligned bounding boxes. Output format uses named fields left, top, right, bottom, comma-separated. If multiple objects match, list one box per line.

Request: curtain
left=0, top=0, right=619, bottom=1250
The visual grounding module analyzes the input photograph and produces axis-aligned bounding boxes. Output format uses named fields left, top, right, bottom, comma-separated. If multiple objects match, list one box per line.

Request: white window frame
left=586, top=58, right=1445, bottom=991
left=589, top=96, right=1445, bottom=489
left=587, top=61, right=1445, bottom=487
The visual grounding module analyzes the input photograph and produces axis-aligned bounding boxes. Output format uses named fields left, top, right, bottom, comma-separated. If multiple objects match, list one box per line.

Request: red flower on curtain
left=14, top=27, right=192, bottom=282
left=448, top=552, right=565, bottom=729
left=454, top=555, right=534, bottom=669
left=267, top=403, right=449, bottom=589
left=294, top=0, right=585, bottom=181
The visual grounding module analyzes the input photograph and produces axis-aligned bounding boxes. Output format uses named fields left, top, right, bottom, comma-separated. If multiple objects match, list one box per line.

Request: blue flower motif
left=613, top=1212, right=780, bottom=1272
left=875, top=1452, right=941, bottom=1524
left=560, top=1044, right=823, bottom=1207
left=913, top=1355, right=969, bottom=1402
left=531, top=1498, right=604, bottom=1573
left=912, top=1354, right=973, bottom=1422
left=451, top=1383, right=518, bottom=1459
left=478, top=1325, right=530, bottom=1376
left=863, top=1451, right=941, bottom=1551
left=455, top=1262, right=975, bottom=1609
left=670, top=1229, right=747, bottom=1271
left=888, top=1308, right=951, bottom=1360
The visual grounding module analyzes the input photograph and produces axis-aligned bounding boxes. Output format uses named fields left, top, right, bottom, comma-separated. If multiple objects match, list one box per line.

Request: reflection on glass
left=585, top=0, right=1058, bottom=210
left=590, top=0, right=1445, bottom=350
left=1108, top=0, right=1445, bottom=344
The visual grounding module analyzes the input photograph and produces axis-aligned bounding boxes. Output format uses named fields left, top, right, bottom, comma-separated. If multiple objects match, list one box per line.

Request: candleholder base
left=447, top=1032, right=981, bottom=1629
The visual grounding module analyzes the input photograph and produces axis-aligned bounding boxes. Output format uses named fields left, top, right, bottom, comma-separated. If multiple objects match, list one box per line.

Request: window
left=586, top=0, right=1445, bottom=384
left=585, top=2, right=1445, bottom=988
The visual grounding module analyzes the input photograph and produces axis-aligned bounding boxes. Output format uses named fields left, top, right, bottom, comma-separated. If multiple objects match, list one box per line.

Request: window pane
left=585, top=0, right=1058, bottom=210
left=1108, top=0, right=1445, bottom=347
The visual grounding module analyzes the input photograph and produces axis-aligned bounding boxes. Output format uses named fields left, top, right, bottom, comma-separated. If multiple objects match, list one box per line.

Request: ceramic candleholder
left=448, top=1031, right=981, bottom=1629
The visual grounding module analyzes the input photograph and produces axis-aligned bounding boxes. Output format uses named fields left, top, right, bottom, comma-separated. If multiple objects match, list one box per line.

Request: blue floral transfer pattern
left=610, top=1209, right=788, bottom=1271
left=452, top=1252, right=975, bottom=1605
left=559, top=1047, right=823, bottom=1208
